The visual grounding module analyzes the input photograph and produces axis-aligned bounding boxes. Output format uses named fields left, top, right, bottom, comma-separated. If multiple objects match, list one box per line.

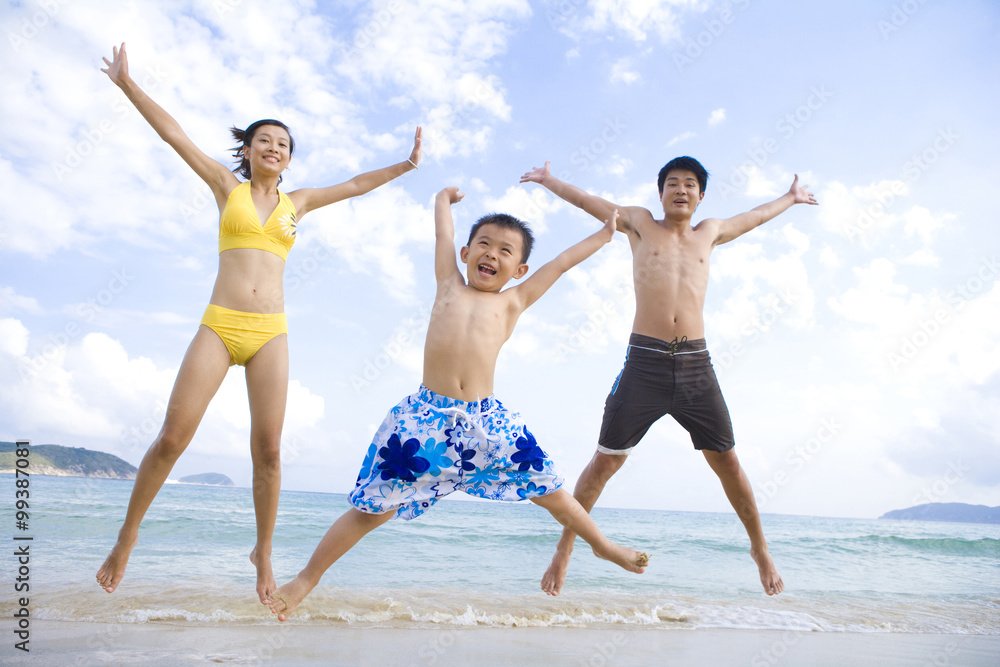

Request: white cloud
left=0, top=318, right=30, bottom=356
left=668, top=131, right=696, bottom=147
left=610, top=58, right=640, bottom=84
left=305, top=185, right=431, bottom=302
left=564, top=0, right=708, bottom=43
left=708, top=108, right=726, bottom=126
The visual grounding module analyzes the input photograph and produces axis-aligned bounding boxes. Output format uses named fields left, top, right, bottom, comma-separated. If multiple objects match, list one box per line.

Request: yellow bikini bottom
left=200, top=304, right=287, bottom=367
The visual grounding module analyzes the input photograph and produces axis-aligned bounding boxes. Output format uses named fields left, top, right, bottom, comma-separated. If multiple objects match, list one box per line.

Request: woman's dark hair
left=230, top=119, right=295, bottom=183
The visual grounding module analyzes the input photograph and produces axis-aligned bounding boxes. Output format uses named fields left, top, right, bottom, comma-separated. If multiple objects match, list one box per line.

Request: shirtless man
left=267, top=187, right=648, bottom=621
left=520, top=157, right=818, bottom=597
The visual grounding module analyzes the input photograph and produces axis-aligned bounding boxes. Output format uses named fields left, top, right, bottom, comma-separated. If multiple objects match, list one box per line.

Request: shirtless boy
left=520, top=157, right=818, bottom=597
left=267, top=187, right=648, bottom=621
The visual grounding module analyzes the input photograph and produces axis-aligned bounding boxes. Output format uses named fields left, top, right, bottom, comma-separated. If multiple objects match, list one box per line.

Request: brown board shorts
left=597, top=334, right=735, bottom=454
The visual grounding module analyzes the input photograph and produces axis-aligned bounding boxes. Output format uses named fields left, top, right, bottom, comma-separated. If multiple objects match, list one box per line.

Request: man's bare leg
left=268, top=508, right=394, bottom=621
left=96, top=327, right=230, bottom=593
left=541, top=451, right=628, bottom=596
left=703, top=449, right=784, bottom=595
left=245, top=334, right=289, bottom=604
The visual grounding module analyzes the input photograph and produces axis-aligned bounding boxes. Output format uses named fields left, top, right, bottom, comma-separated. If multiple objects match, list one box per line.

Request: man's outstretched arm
left=712, top=174, right=818, bottom=246
left=521, top=161, right=641, bottom=234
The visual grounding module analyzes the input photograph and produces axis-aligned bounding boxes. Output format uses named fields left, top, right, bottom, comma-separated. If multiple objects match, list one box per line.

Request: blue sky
left=2, top=0, right=998, bottom=518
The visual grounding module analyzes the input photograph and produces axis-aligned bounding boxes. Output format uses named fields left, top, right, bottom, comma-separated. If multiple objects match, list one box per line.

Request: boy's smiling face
left=660, top=168, right=705, bottom=218
left=460, top=223, right=529, bottom=292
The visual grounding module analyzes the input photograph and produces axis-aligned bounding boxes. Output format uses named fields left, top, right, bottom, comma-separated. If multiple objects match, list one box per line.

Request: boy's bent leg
left=541, top=451, right=628, bottom=596
left=245, top=334, right=289, bottom=604
left=269, top=508, right=394, bottom=621
left=702, top=448, right=784, bottom=595
left=97, top=326, right=231, bottom=593
left=533, top=488, right=647, bottom=579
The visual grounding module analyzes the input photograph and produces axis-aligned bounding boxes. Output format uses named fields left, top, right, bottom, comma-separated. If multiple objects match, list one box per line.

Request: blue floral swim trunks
left=349, top=385, right=564, bottom=520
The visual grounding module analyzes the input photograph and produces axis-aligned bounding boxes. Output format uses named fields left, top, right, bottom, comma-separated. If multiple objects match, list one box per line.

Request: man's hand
left=519, top=161, right=551, bottom=185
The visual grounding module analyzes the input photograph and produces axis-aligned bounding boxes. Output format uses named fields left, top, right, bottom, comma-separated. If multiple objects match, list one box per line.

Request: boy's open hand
left=409, top=127, right=423, bottom=167
left=601, top=210, right=618, bottom=242
left=101, top=42, right=129, bottom=87
left=519, top=161, right=551, bottom=185
left=439, top=186, right=464, bottom=204
left=789, top=174, right=818, bottom=205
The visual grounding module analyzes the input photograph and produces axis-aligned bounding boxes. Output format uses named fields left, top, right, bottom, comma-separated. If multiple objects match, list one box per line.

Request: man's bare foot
left=751, top=546, right=784, bottom=595
left=592, top=542, right=650, bottom=575
left=95, top=533, right=138, bottom=593
left=250, top=547, right=277, bottom=604
left=541, top=549, right=573, bottom=597
left=267, top=576, right=313, bottom=622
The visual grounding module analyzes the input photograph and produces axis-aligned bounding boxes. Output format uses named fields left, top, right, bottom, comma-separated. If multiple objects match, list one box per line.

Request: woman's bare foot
left=541, top=549, right=573, bottom=597
left=267, top=575, right=314, bottom=622
left=751, top=546, right=784, bottom=595
left=95, top=533, right=138, bottom=593
left=591, top=542, right=650, bottom=575
left=249, top=547, right=278, bottom=604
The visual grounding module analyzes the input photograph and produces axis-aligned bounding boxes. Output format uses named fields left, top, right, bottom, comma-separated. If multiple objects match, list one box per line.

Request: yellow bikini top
left=218, top=182, right=297, bottom=260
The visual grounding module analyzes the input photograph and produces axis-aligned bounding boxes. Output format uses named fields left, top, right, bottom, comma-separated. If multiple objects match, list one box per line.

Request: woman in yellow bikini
left=95, top=43, right=421, bottom=604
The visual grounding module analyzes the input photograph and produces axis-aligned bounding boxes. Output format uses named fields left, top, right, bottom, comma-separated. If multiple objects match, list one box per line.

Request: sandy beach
left=9, top=620, right=998, bottom=666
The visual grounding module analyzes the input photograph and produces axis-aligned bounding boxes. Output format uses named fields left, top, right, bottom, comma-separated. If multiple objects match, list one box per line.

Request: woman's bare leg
left=96, top=326, right=231, bottom=593
left=245, top=334, right=288, bottom=604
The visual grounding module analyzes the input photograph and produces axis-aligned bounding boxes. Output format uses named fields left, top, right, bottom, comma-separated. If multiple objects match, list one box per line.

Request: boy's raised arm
left=434, top=187, right=465, bottom=285
left=712, top=174, right=818, bottom=246
left=513, top=210, right=617, bottom=311
left=520, top=161, right=636, bottom=233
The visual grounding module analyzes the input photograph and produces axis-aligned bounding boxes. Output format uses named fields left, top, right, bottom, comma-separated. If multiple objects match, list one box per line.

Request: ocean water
left=4, top=474, right=998, bottom=634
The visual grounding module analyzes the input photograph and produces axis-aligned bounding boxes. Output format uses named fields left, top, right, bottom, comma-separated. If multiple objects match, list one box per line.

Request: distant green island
left=0, top=442, right=136, bottom=479
left=1, top=443, right=233, bottom=486
left=178, top=472, right=234, bottom=486
left=879, top=502, right=1000, bottom=525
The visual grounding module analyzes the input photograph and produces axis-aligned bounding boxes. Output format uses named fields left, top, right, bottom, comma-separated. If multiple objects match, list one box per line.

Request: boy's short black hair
left=466, top=213, right=535, bottom=263
left=658, top=156, right=709, bottom=195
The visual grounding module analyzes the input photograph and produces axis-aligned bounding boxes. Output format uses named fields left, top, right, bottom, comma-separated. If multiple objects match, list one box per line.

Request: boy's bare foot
left=250, top=547, right=278, bottom=604
left=751, top=546, right=784, bottom=595
left=541, top=549, right=572, bottom=597
left=592, top=542, right=650, bottom=576
left=267, top=576, right=313, bottom=622
left=95, top=533, right=138, bottom=593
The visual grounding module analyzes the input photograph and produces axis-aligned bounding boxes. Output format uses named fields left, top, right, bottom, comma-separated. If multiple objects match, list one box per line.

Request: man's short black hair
left=658, top=156, right=709, bottom=195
